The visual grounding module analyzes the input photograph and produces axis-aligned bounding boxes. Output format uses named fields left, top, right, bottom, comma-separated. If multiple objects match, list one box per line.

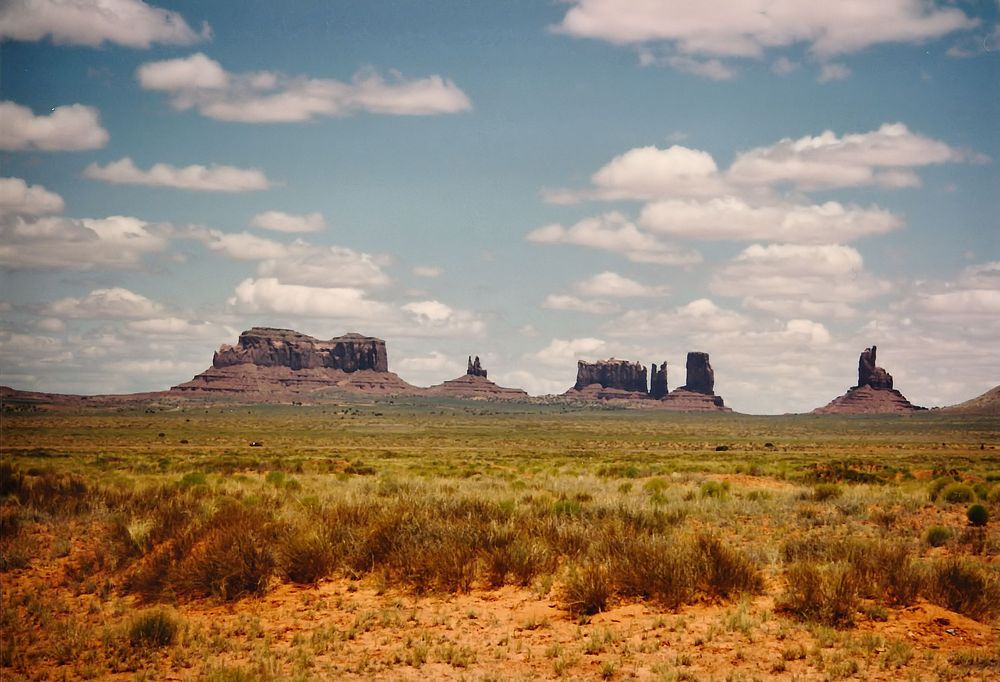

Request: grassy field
left=1, top=398, right=998, bottom=680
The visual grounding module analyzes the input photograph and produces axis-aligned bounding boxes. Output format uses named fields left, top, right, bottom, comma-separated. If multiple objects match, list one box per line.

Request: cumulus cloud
left=396, top=351, right=463, bottom=375
left=401, top=300, right=485, bottom=337
left=0, top=101, right=108, bottom=151
left=542, top=295, right=620, bottom=315
left=84, top=157, right=272, bottom=192
left=526, top=212, right=701, bottom=265
left=412, top=265, right=443, bottom=278
left=0, top=177, right=64, bottom=216
left=727, top=123, right=983, bottom=191
left=125, top=317, right=233, bottom=338
left=250, top=210, right=325, bottom=234
left=137, top=54, right=472, bottom=122
left=607, top=298, right=750, bottom=337
left=40, top=287, right=165, bottom=319
left=531, top=337, right=607, bottom=367
left=0, top=214, right=168, bottom=269
left=0, top=0, right=209, bottom=48
left=574, top=271, right=668, bottom=298
left=710, top=243, right=893, bottom=315
left=229, top=277, right=391, bottom=320
left=549, top=124, right=980, bottom=203
left=639, top=197, right=902, bottom=244
left=554, top=1, right=977, bottom=59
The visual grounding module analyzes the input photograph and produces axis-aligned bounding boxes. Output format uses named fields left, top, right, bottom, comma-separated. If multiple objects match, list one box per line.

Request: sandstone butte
left=812, top=345, right=925, bottom=414
left=563, top=352, right=731, bottom=412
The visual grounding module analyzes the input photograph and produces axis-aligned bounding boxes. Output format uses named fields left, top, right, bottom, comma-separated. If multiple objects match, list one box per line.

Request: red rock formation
left=426, top=374, right=528, bottom=400
left=467, top=355, right=487, bottom=378
left=650, top=361, right=668, bottom=399
left=572, top=359, right=648, bottom=394
left=813, top=346, right=923, bottom=414
left=172, top=328, right=418, bottom=397
left=658, top=388, right=731, bottom=412
left=680, top=351, right=714, bottom=394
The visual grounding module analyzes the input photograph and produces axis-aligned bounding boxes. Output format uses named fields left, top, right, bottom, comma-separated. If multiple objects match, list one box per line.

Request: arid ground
left=1, top=398, right=998, bottom=680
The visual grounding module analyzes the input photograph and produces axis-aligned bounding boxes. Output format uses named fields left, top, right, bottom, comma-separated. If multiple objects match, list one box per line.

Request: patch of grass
left=925, top=557, right=1000, bottom=621
left=812, top=483, right=843, bottom=501
left=128, top=608, right=180, bottom=648
left=778, top=561, right=860, bottom=627
left=924, top=525, right=952, bottom=547
left=939, top=482, right=975, bottom=504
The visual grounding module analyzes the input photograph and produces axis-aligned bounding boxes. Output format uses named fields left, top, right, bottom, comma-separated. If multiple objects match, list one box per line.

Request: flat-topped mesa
left=680, top=352, right=715, bottom=395
left=650, top=362, right=668, bottom=399
left=857, top=345, right=893, bottom=390
left=467, top=355, right=487, bottom=379
left=213, top=327, right=388, bottom=373
left=575, top=359, right=648, bottom=394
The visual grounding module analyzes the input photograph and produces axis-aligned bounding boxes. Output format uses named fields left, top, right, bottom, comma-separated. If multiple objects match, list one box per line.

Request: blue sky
left=1, top=0, right=998, bottom=413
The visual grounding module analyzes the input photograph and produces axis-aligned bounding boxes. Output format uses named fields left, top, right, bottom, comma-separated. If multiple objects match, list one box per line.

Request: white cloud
left=125, top=317, right=232, bottom=338
left=0, top=214, right=168, bottom=269
left=396, top=351, right=463, bottom=375
left=727, top=123, right=981, bottom=191
left=742, top=296, right=859, bottom=319
left=771, top=56, right=800, bottom=75
left=574, top=271, right=668, bottom=298
left=526, top=212, right=702, bottom=265
left=137, top=54, right=471, bottom=122
left=0, top=0, right=209, bottom=48
left=401, top=300, right=485, bottom=337
left=710, top=243, right=893, bottom=314
left=84, top=157, right=272, bottom=192
left=542, top=295, right=620, bottom=315
left=585, top=145, right=724, bottom=201
left=817, top=62, right=851, bottom=82
left=35, top=317, right=65, bottom=333
left=0, top=177, right=64, bottom=216
left=554, top=1, right=977, bottom=59
left=0, top=101, right=108, bottom=151
left=607, top=298, right=750, bottom=337
left=191, top=230, right=289, bottom=260
left=229, top=277, right=391, bottom=320
left=136, top=52, right=228, bottom=90
left=41, top=287, right=165, bottom=319
left=531, top=337, right=607, bottom=367
left=639, top=197, right=902, bottom=244
left=250, top=210, right=325, bottom=233
left=412, top=265, right=443, bottom=278
left=257, top=246, right=391, bottom=289
left=665, top=55, right=737, bottom=80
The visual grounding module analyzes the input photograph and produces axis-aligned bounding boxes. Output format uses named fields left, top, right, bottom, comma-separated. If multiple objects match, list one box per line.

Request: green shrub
left=940, top=483, right=975, bottom=504
left=694, top=534, right=764, bottom=598
left=128, top=608, right=179, bottom=648
left=812, top=483, right=843, bottom=501
left=928, top=476, right=957, bottom=501
left=966, top=504, right=988, bottom=527
left=178, top=472, right=207, bottom=488
left=700, top=481, right=730, bottom=499
left=264, top=471, right=286, bottom=488
left=924, top=525, right=953, bottom=547
left=278, top=526, right=334, bottom=584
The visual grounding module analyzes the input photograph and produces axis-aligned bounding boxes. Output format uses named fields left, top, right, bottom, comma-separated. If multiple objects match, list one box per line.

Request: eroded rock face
left=575, top=359, right=648, bottom=394
left=213, top=327, right=388, bottom=373
left=467, top=356, right=487, bottom=379
left=650, top=362, right=668, bottom=399
left=857, top=346, right=893, bottom=390
left=681, top=352, right=714, bottom=395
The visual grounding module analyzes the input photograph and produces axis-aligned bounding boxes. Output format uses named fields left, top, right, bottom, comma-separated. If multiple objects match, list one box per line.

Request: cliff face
left=681, top=352, right=714, bottom=395
left=213, top=328, right=388, bottom=373
left=857, top=346, right=893, bottom=390
left=650, top=362, right=668, bottom=399
left=575, top=359, right=648, bottom=393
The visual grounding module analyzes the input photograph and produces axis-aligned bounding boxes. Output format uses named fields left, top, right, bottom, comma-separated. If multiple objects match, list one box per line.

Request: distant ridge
left=938, top=385, right=1000, bottom=416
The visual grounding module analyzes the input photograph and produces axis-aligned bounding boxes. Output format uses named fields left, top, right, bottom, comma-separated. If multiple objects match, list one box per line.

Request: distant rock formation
left=813, top=346, right=923, bottom=414
left=681, top=352, right=714, bottom=394
left=659, top=352, right=730, bottom=411
left=650, top=362, right=668, bottom=399
left=427, top=356, right=527, bottom=399
left=573, top=359, right=648, bottom=394
left=173, top=327, right=418, bottom=397
left=857, top=346, right=893, bottom=390
left=467, top=355, right=487, bottom=378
